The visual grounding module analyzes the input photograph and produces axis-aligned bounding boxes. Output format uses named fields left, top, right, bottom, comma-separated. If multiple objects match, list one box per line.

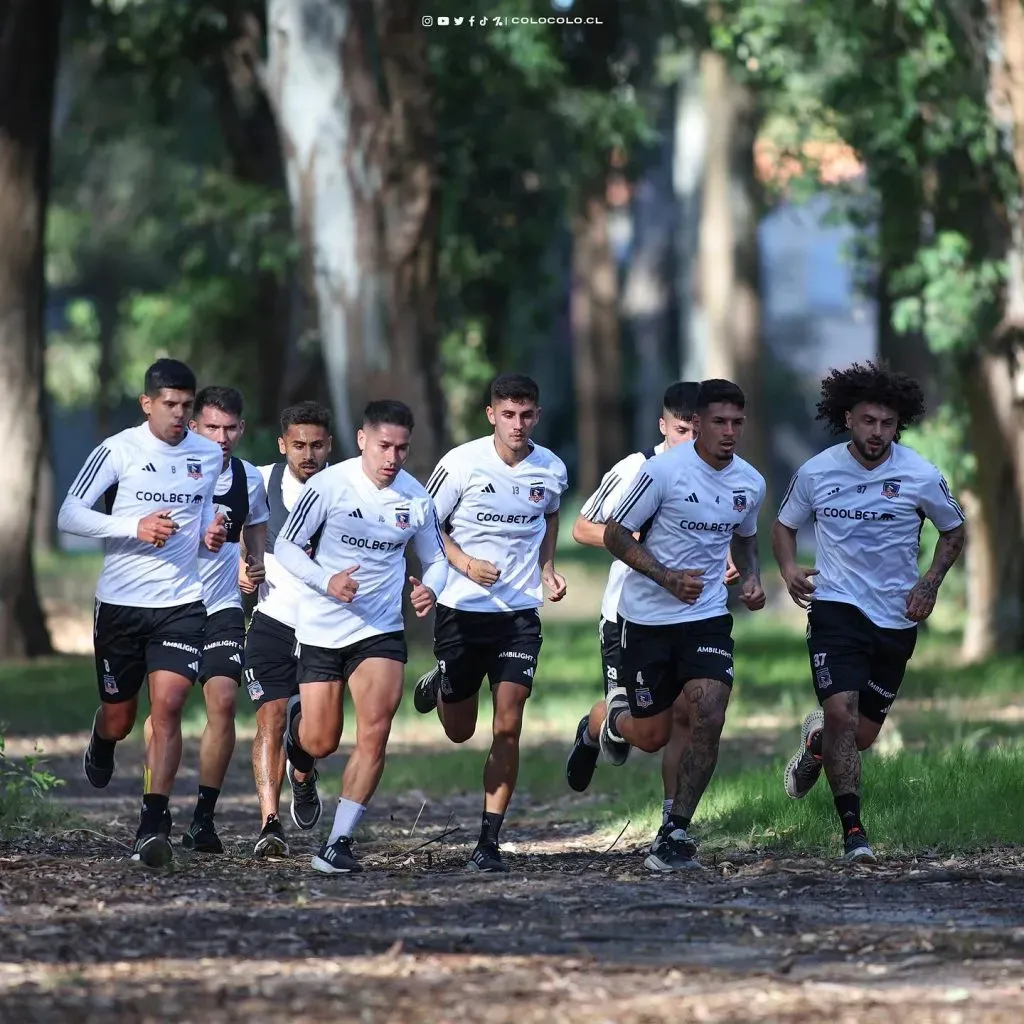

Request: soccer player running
left=141, top=386, right=270, bottom=853
left=58, top=359, right=227, bottom=867
left=275, top=400, right=449, bottom=874
left=598, top=379, right=767, bottom=871
left=773, top=362, right=966, bottom=863
left=413, top=373, right=569, bottom=873
left=565, top=381, right=704, bottom=808
left=242, top=402, right=331, bottom=856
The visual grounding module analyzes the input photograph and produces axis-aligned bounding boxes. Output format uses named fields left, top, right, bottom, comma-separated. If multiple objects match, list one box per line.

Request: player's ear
left=357, top=428, right=367, bottom=452
left=325, top=435, right=333, bottom=453
left=485, top=405, right=497, bottom=427
left=534, top=405, right=542, bottom=423
left=139, top=394, right=152, bottom=417
left=188, top=419, right=198, bottom=432
left=277, top=435, right=286, bottom=456
left=238, top=418, right=245, bottom=438
left=844, top=411, right=853, bottom=430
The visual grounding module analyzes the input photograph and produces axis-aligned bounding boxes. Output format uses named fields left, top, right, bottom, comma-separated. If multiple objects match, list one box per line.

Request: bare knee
left=354, top=714, right=393, bottom=758
left=824, top=695, right=858, bottom=738
left=204, top=682, right=237, bottom=725
left=255, top=702, right=285, bottom=743
left=101, top=703, right=135, bottom=741
left=632, top=717, right=671, bottom=753
left=441, top=699, right=477, bottom=744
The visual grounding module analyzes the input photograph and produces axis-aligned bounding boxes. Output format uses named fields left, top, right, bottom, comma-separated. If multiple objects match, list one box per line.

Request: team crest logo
left=395, top=509, right=411, bottom=529
left=528, top=482, right=545, bottom=503
left=881, top=479, right=901, bottom=499
left=732, top=490, right=747, bottom=512
left=187, top=458, right=203, bottom=480
left=635, top=687, right=654, bottom=709
left=815, top=667, right=833, bottom=690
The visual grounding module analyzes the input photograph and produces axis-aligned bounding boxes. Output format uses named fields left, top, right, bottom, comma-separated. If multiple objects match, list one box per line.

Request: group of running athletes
left=58, top=356, right=966, bottom=874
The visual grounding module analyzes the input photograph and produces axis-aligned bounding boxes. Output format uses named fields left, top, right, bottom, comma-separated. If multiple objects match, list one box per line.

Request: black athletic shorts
left=199, top=607, right=246, bottom=685
left=93, top=599, right=206, bottom=704
left=619, top=614, right=734, bottom=719
left=296, top=631, right=407, bottom=685
left=806, top=600, right=918, bottom=724
left=599, top=615, right=623, bottom=697
left=242, top=610, right=298, bottom=709
left=433, top=604, right=543, bottom=704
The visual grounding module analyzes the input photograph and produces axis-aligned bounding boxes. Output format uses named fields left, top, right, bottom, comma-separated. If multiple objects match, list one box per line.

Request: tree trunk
left=571, top=192, right=623, bottom=495
left=266, top=0, right=445, bottom=479
left=0, top=0, right=59, bottom=658
left=673, top=52, right=707, bottom=381
left=959, top=0, right=1024, bottom=659
left=202, top=8, right=300, bottom=430
left=697, top=52, right=767, bottom=480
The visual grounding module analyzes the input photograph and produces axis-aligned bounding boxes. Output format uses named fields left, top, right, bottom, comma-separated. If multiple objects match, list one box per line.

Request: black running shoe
left=843, top=828, right=877, bottom=864
left=253, top=815, right=289, bottom=857
left=413, top=665, right=441, bottom=714
left=82, top=712, right=115, bottom=789
left=159, top=808, right=173, bottom=837
left=182, top=815, right=223, bottom=854
left=565, top=714, right=600, bottom=792
left=784, top=709, right=825, bottom=799
left=468, top=841, right=509, bottom=873
left=599, top=688, right=631, bottom=767
left=312, top=836, right=363, bottom=874
left=644, top=824, right=700, bottom=872
left=131, top=829, right=173, bottom=868
left=287, top=761, right=323, bottom=830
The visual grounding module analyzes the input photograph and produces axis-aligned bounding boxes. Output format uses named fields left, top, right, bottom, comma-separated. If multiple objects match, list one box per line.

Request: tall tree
left=0, top=0, right=60, bottom=657
left=266, top=0, right=444, bottom=477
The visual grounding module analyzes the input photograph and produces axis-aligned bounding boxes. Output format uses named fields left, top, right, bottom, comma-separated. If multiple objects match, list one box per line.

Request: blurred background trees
left=5, top=0, right=1024, bottom=660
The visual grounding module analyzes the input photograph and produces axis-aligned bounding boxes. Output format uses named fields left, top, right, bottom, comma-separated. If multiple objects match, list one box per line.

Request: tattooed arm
left=603, top=520, right=704, bottom=604
left=906, top=523, right=966, bottom=622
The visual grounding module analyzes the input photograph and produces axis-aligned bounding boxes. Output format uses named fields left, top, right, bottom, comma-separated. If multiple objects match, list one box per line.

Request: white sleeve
left=918, top=469, right=966, bottom=532
left=546, top=458, right=568, bottom=514
left=610, top=461, right=664, bottom=532
left=246, top=467, right=270, bottom=526
left=412, top=499, right=449, bottom=596
left=274, top=478, right=333, bottom=594
left=579, top=463, right=631, bottom=524
left=425, top=454, right=464, bottom=525
left=57, top=442, right=138, bottom=540
left=776, top=467, right=814, bottom=530
left=737, top=476, right=766, bottom=538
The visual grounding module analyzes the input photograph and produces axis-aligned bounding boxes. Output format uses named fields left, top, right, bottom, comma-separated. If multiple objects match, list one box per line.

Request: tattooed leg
left=822, top=691, right=860, bottom=797
left=670, top=679, right=730, bottom=821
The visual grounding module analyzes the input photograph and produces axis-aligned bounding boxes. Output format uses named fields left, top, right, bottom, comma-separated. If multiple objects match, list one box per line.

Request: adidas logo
left=482, top=483, right=496, bottom=493
left=348, top=508, right=363, bottom=518
left=188, top=661, right=200, bottom=674
left=684, top=493, right=699, bottom=503
left=142, top=463, right=156, bottom=472
left=229, top=653, right=242, bottom=664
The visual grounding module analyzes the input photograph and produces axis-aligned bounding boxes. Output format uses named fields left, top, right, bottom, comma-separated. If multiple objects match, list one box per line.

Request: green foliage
left=900, top=403, right=975, bottom=492
left=439, top=323, right=495, bottom=443
left=0, top=730, right=63, bottom=830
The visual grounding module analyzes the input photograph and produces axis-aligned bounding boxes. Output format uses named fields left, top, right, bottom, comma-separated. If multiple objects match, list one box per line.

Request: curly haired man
left=771, top=361, right=966, bottom=862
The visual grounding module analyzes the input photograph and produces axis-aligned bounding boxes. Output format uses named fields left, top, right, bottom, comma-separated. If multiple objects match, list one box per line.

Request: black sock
left=141, top=793, right=169, bottom=832
left=834, top=793, right=863, bottom=838
left=667, top=813, right=691, bottom=832
left=195, top=785, right=220, bottom=820
left=809, top=730, right=823, bottom=758
left=91, top=724, right=116, bottom=756
left=480, top=811, right=503, bottom=847
left=287, top=709, right=316, bottom=774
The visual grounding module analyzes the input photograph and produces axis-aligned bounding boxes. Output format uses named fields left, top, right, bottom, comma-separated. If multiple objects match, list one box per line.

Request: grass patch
left=0, top=734, right=68, bottom=837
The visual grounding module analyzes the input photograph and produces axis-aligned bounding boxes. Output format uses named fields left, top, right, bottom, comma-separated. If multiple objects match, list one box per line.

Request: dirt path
left=2, top=740, right=1024, bottom=1023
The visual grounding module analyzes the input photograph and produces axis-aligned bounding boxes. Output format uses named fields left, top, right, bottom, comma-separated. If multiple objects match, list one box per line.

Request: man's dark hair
left=663, top=381, right=700, bottom=419
left=280, top=401, right=332, bottom=436
left=490, top=372, right=540, bottom=406
left=816, top=361, right=926, bottom=437
left=695, top=378, right=745, bottom=412
left=363, top=399, right=414, bottom=431
left=194, top=386, right=244, bottom=421
left=145, top=358, right=196, bottom=397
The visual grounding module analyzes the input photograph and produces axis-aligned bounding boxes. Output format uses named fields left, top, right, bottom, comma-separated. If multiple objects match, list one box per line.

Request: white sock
left=582, top=723, right=599, bottom=748
left=662, top=799, right=673, bottom=826
left=328, top=797, right=366, bottom=844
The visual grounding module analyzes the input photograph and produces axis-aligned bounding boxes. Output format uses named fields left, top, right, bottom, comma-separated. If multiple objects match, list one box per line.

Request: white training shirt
left=199, top=458, right=270, bottom=615
left=274, top=457, right=449, bottom=649
left=777, top=441, right=966, bottom=629
left=57, top=423, right=222, bottom=608
left=579, top=443, right=664, bottom=623
left=426, top=436, right=569, bottom=612
left=255, top=463, right=317, bottom=629
left=613, top=441, right=765, bottom=625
